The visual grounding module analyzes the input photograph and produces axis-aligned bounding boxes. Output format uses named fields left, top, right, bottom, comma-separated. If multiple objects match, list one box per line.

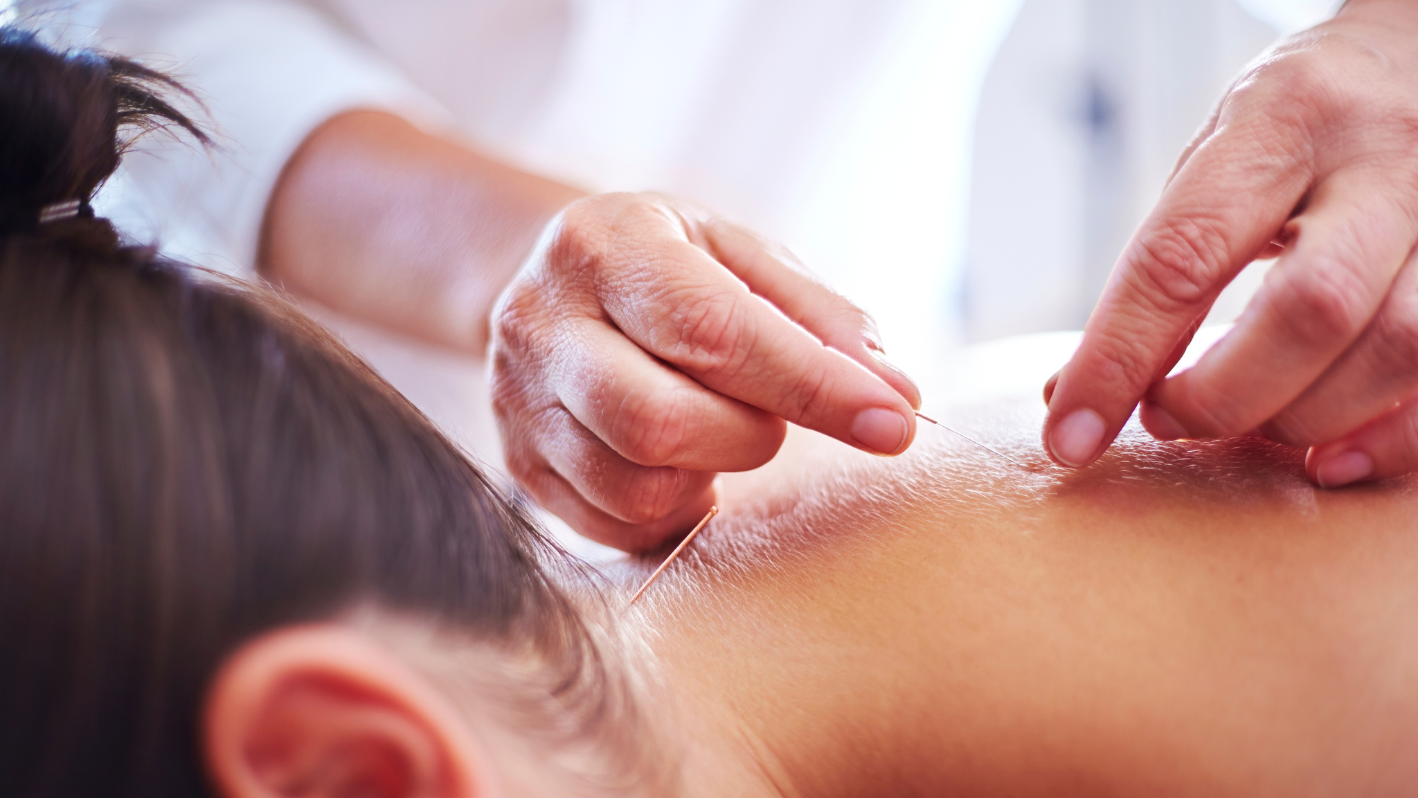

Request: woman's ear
left=203, top=624, right=502, bottom=798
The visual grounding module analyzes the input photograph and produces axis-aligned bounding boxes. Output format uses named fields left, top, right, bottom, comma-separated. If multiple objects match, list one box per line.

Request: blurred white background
left=794, top=0, right=1341, bottom=381
left=785, top=0, right=1336, bottom=375
left=963, top=0, right=1277, bottom=345
left=23, top=0, right=1341, bottom=380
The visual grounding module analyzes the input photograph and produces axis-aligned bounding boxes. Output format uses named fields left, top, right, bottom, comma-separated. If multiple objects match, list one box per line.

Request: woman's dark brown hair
left=0, top=27, right=654, bottom=797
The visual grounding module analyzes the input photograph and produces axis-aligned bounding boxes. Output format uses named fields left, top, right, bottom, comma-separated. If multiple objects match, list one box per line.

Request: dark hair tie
left=0, top=26, right=209, bottom=243
left=0, top=200, right=96, bottom=237
left=37, top=199, right=93, bottom=224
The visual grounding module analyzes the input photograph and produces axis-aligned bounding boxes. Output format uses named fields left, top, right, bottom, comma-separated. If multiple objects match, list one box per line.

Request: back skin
left=627, top=398, right=1418, bottom=797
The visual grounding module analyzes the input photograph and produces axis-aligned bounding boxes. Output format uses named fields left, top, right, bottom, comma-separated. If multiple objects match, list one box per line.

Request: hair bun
left=0, top=27, right=207, bottom=236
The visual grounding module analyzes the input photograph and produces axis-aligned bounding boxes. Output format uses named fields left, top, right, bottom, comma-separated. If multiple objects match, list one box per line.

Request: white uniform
left=32, top=0, right=911, bottom=274
left=26, top=0, right=1031, bottom=377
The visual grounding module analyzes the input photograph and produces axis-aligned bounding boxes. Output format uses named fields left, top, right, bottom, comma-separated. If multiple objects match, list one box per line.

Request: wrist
left=262, top=110, right=584, bottom=354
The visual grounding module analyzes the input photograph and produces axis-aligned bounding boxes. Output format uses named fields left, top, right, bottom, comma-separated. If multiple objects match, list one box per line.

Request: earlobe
left=202, top=624, right=498, bottom=798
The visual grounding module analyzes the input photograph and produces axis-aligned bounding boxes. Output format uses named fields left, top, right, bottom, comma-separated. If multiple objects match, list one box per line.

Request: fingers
left=1044, top=103, right=1314, bottom=467
left=697, top=218, right=922, bottom=407
left=532, top=405, right=720, bottom=545
left=520, top=438, right=719, bottom=553
left=492, top=332, right=731, bottom=551
left=1135, top=317, right=1205, bottom=439
left=1261, top=244, right=1418, bottom=446
left=1148, top=169, right=1416, bottom=439
left=494, top=191, right=921, bottom=553
left=1306, top=396, right=1418, bottom=490
left=1045, top=16, right=1418, bottom=480
left=549, top=317, right=786, bottom=471
left=596, top=213, right=917, bottom=457
left=494, top=190, right=915, bottom=551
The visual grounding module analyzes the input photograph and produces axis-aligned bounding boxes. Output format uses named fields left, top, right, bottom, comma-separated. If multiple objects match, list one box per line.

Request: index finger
left=596, top=221, right=917, bottom=457
left=697, top=218, right=922, bottom=408
left=1043, top=110, right=1314, bottom=467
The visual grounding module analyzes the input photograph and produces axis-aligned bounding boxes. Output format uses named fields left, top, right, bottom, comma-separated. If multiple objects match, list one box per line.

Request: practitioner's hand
left=1043, top=0, right=1418, bottom=488
left=490, top=193, right=920, bottom=551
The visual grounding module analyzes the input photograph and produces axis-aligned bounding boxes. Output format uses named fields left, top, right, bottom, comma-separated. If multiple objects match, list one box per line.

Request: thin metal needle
left=915, top=411, right=1027, bottom=468
left=627, top=506, right=719, bottom=607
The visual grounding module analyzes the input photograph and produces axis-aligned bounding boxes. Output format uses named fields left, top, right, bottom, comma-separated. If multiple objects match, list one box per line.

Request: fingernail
left=853, top=407, right=909, bottom=455
left=1141, top=403, right=1188, bottom=441
left=1315, top=451, right=1373, bottom=489
left=1048, top=408, right=1106, bottom=467
left=1043, top=371, right=1060, bottom=405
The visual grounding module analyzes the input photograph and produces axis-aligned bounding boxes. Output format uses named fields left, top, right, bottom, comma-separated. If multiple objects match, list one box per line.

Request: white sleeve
left=75, top=1, right=452, bottom=276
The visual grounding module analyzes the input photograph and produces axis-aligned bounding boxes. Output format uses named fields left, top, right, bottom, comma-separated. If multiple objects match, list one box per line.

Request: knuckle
left=1235, top=43, right=1418, bottom=159
left=1251, top=52, right=1333, bottom=106
left=662, top=289, right=753, bottom=376
left=489, top=357, right=519, bottom=418
left=779, top=363, right=831, bottom=421
left=490, top=282, right=540, bottom=353
left=1127, top=216, right=1231, bottom=312
left=499, top=436, right=543, bottom=487
left=617, top=467, right=689, bottom=525
left=488, top=365, right=556, bottom=476
left=547, top=199, right=625, bottom=281
left=550, top=231, right=604, bottom=283
left=1238, top=49, right=1344, bottom=126
left=1085, top=327, right=1161, bottom=396
left=735, top=420, right=787, bottom=470
left=609, top=388, right=694, bottom=467
left=488, top=341, right=537, bottom=422
left=1268, top=265, right=1372, bottom=347
left=1213, top=61, right=1322, bottom=168
left=561, top=193, right=672, bottom=252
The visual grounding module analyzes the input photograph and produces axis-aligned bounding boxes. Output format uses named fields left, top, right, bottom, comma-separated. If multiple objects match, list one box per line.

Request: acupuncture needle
left=626, top=415, right=1017, bottom=606
left=627, top=505, right=719, bottom=608
left=915, top=411, right=1027, bottom=468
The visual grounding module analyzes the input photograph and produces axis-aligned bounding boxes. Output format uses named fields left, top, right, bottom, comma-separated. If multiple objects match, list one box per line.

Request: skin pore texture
left=616, top=398, right=1418, bottom=797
